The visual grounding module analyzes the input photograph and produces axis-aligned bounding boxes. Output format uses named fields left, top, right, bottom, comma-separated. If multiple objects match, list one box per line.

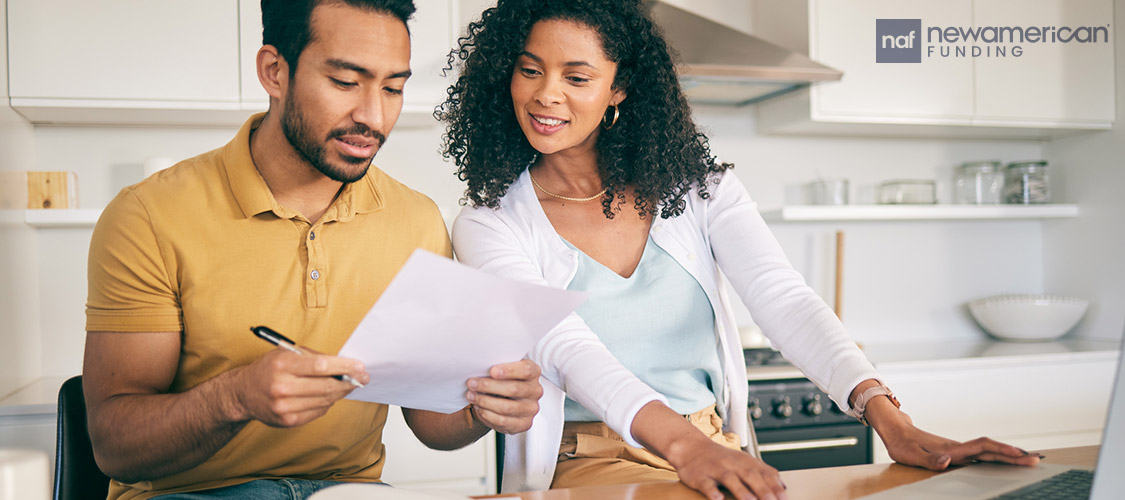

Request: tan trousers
left=552, top=405, right=742, bottom=488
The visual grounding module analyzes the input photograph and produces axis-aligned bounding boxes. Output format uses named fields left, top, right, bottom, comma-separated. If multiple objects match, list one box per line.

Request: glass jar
left=877, top=180, right=936, bottom=204
left=808, top=178, right=849, bottom=205
left=1003, top=161, right=1050, bottom=204
left=954, top=160, right=1004, bottom=204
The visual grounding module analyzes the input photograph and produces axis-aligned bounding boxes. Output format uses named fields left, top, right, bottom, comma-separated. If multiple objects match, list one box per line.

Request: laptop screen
left=1090, top=335, right=1125, bottom=499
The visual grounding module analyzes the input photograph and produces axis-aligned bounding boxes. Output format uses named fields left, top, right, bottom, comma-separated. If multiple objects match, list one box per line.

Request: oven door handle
left=757, top=436, right=860, bottom=453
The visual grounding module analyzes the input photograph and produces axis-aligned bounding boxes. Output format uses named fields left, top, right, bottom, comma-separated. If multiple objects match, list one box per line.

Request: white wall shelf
left=25, top=204, right=1081, bottom=227
left=761, top=204, right=1079, bottom=222
left=24, top=209, right=102, bottom=228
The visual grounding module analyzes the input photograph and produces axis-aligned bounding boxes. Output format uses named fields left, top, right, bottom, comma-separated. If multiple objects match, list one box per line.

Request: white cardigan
left=452, top=169, right=880, bottom=492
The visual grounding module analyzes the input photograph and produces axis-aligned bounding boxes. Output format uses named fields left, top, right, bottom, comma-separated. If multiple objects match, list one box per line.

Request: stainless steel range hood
left=648, top=1, right=842, bottom=106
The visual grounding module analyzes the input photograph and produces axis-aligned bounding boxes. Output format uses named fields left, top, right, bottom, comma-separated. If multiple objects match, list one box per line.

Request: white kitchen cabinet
left=8, top=0, right=239, bottom=102
left=869, top=348, right=1118, bottom=463
left=8, top=0, right=455, bottom=127
left=0, top=411, right=55, bottom=474
left=399, top=0, right=456, bottom=126
left=0, top=377, right=68, bottom=474
left=7, top=0, right=244, bottom=124
left=239, top=0, right=269, bottom=107
left=755, top=0, right=1115, bottom=139
left=972, top=0, right=1115, bottom=127
left=811, top=0, right=975, bottom=124
left=381, top=407, right=497, bottom=494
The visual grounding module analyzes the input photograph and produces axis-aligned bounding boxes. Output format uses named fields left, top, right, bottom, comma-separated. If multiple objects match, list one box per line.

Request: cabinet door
left=403, top=0, right=455, bottom=114
left=239, top=0, right=269, bottom=107
left=810, top=0, right=974, bottom=124
left=972, top=0, right=1115, bottom=126
left=7, top=0, right=239, bottom=102
left=871, top=357, right=1116, bottom=463
left=380, top=406, right=495, bottom=494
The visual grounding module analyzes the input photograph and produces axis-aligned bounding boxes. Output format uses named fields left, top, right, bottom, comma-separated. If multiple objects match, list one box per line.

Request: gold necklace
left=529, top=171, right=607, bottom=202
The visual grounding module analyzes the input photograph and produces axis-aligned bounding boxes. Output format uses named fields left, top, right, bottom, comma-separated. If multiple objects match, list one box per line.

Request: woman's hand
left=865, top=396, right=1042, bottom=470
left=668, top=436, right=787, bottom=500
left=633, top=401, right=787, bottom=500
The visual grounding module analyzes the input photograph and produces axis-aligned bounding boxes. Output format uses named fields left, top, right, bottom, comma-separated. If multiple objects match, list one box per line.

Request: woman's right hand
left=633, top=401, right=787, bottom=500
left=666, top=435, right=787, bottom=500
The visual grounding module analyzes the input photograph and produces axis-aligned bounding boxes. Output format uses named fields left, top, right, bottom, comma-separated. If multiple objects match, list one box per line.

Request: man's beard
left=280, top=89, right=386, bottom=184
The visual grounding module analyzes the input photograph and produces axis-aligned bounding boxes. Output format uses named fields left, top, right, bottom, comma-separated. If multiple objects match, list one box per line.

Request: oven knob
left=748, top=399, right=763, bottom=420
left=772, top=397, right=793, bottom=418
left=803, top=394, right=823, bottom=416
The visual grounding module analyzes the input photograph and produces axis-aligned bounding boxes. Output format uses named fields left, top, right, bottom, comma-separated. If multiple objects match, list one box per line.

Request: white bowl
left=967, top=294, right=1089, bottom=342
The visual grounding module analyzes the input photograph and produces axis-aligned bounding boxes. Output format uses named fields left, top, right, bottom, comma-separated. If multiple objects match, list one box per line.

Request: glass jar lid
left=1006, top=160, right=1048, bottom=170
left=959, top=160, right=1002, bottom=170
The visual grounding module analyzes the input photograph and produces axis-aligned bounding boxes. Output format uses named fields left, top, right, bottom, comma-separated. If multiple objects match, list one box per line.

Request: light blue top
left=563, top=236, right=722, bottom=420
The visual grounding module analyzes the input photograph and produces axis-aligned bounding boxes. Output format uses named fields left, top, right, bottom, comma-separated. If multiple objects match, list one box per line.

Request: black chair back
left=53, top=376, right=110, bottom=500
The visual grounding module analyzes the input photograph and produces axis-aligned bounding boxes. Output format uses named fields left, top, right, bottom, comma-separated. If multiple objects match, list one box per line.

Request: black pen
left=250, top=325, right=365, bottom=388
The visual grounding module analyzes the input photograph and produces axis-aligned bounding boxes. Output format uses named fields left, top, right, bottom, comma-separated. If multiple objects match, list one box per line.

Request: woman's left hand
left=868, top=399, right=1042, bottom=470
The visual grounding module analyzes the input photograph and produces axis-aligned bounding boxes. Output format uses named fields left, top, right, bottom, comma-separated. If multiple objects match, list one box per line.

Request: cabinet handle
left=758, top=436, right=860, bottom=453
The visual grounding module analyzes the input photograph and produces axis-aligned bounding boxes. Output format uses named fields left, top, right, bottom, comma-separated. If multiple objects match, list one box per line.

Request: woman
left=438, top=1, right=1040, bottom=499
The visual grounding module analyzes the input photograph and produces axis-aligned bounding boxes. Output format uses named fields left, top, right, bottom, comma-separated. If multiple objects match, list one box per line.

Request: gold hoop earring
left=602, top=104, right=619, bottom=130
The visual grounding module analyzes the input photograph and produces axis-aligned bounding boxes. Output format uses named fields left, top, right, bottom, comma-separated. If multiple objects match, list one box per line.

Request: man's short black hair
left=261, top=0, right=416, bottom=75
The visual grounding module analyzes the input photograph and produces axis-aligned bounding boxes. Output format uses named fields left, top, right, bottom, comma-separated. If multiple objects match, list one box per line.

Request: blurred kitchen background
left=2, top=0, right=1124, bottom=494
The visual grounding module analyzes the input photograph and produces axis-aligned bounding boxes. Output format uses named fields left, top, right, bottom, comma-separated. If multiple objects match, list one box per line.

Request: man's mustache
left=329, top=125, right=386, bottom=148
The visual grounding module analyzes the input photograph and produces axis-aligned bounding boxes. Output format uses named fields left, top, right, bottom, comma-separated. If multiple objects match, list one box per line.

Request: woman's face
left=510, top=19, right=626, bottom=157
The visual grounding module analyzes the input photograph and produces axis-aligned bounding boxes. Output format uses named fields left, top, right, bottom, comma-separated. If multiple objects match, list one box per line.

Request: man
left=82, top=1, right=542, bottom=499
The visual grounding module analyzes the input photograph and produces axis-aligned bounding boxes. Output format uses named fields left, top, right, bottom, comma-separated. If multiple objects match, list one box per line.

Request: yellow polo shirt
left=86, top=113, right=452, bottom=500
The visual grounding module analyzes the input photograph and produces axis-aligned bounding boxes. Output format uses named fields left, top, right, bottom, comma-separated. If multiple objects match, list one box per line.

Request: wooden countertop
left=476, top=446, right=1099, bottom=500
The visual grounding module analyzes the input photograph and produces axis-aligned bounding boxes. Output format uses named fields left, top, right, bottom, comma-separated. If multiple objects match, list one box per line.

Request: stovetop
left=743, top=348, right=804, bottom=381
left=744, top=349, right=854, bottom=427
left=744, top=348, right=792, bottom=366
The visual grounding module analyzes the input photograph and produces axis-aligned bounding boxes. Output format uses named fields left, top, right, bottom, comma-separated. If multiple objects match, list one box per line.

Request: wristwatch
left=845, top=384, right=900, bottom=426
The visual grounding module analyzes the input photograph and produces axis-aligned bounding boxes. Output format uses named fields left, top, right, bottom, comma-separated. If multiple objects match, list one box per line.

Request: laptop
left=858, top=335, right=1125, bottom=500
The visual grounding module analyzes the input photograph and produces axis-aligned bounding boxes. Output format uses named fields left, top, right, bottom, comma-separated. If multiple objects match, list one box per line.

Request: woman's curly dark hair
left=436, top=0, right=732, bottom=219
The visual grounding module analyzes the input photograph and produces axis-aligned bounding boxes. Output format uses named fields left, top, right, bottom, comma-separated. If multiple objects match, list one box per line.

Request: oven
left=745, top=349, right=872, bottom=471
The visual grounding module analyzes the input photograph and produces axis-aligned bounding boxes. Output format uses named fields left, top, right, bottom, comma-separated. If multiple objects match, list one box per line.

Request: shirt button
left=687, top=253, right=697, bottom=261
left=309, top=231, right=316, bottom=240
left=310, top=270, right=320, bottom=280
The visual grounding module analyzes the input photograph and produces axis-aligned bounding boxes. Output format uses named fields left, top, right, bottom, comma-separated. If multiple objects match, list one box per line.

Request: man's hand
left=225, top=348, right=370, bottom=428
left=84, top=331, right=367, bottom=483
left=669, top=437, right=787, bottom=500
left=466, top=359, right=543, bottom=434
left=402, top=359, right=543, bottom=450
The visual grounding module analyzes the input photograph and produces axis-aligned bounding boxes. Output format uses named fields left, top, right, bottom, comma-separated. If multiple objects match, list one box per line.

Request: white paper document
left=339, top=249, right=586, bottom=413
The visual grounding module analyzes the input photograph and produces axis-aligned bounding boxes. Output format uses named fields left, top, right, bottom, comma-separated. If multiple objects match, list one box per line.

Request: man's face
left=280, top=3, right=411, bottom=183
